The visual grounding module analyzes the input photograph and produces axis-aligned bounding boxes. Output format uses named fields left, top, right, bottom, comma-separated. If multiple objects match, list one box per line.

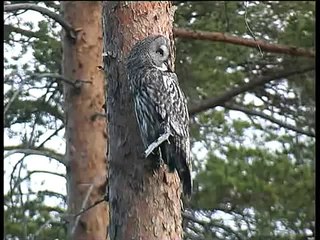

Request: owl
left=126, top=35, right=191, bottom=196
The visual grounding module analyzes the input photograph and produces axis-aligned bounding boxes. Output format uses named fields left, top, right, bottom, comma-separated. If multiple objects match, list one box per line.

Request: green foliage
left=174, top=1, right=315, bottom=239
left=4, top=191, right=67, bottom=239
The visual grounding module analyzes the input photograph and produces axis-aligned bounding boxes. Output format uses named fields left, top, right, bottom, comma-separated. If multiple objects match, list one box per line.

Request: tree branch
left=11, top=170, right=65, bottom=198
left=31, top=73, right=76, bottom=86
left=36, top=125, right=65, bottom=149
left=71, top=184, right=94, bottom=236
left=4, top=86, right=23, bottom=117
left=31, top=73, right=92, bottom=89
left=144, top=131, right=172, bottom=157
left=4, top=3, right=76, bottom=39
left=182, top=212, right=244, bottom=240
left=4, top=146, right=66, bottom=166
left=174, top=28, right=315, bottom=58
left=188, top=66, right=314, bottom=116
left=4, top=24, right=56, bottom=42
left=223, top=103, right=315, bottom=138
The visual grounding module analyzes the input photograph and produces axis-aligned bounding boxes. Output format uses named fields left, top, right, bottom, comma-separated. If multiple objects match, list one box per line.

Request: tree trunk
left=102, top=2, right=182, bottom=240
left=62, top=2, right=109, bottom=239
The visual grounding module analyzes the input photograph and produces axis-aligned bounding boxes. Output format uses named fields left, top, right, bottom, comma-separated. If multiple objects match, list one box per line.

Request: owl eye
left=156, top=48, right=164, bottom=56
left=156, top=45, right=169, bottom=58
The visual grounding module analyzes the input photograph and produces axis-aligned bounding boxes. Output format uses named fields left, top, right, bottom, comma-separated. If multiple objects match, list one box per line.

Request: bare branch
left=4, top=86, right=23, bottom=117
left=182, top=212, right=244, bottom=240
left=71, top=184, right=94, bottom=236
left=144, top=131, right=172, bottom=157
left=36, top=125, right=64, bottom=149
left=4, top=3, right=76, bottom=39
left=4, top=146, right=66, bottom=166
left=8, top=155, right=26, bottom=207
left=33, top=219, right=53, bottom=239
left=73, top=197, right=107, bottom=219
left=188, top=66, right=314, bottom=116
left=31, top=73, right=92, bottom=89
left=4, top=24, right=56, bottom=42
left=223, top=103, right=315, bottom=138
left=31, top=73, right=76, bottom=86
left=12, top=170, right=66, bottom=193
left=174, top=28, right=315, bottom=58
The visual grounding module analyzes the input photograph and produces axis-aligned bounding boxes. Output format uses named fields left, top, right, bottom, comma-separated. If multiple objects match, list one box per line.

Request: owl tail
left=175, top=156, right=192, bottom=197
left=162, top=140, right=192, bottom=196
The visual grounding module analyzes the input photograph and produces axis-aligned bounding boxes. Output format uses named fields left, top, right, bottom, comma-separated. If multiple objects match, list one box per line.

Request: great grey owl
left=126, top=35, right=191, bottom=196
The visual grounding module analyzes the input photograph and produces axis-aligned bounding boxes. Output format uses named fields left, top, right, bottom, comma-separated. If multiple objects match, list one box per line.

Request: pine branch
left=223, top=103, right=315, bottom=138
left=32, top=73, right=92, bottom=89
left=4, top=146, right=66, bottom=166
left=188, top=66, right=314, bottom=116
left=4, top=24, right=39, bottom=40
left=182, top=212, right=244, bottom=240
left=4, top=3, right=76, bottom=39
left=174, top=28, right=315, bottom=58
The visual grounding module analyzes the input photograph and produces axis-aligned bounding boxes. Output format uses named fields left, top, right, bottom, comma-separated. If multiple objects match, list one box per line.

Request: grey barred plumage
left=126, top=35, right=192, bottom=196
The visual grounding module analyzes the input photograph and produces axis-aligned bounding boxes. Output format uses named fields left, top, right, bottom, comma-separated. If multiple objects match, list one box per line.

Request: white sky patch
left=4, top=8, right=66, bottom=209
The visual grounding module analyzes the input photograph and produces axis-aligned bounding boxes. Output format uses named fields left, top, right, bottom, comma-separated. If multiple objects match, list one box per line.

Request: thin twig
left=223, top=103, right=315, bottom=137
left=182, top=212, right=244, bottom=240
left=4, top=87, right=22, bottom=116
left=244, top=1, right=263, bottom=57
left=73, top=197, right=107, bottom=219
left=188, top=66, right=314, bottom=115
left=32, top=73, right=92, bottom=89
left=144, top=131, right=172, bottom=157
left=33, top=219, right=53, bottom=239
left=36, top=125, right=64, bottom=149
left=31, top=73, right=76, bottom=87
left=4, top=147, right=66, bottom=166
left=71, top=184, right=94, bottom=236
left=17, top=159, right=28, bottom=239
left=8, top=155, right=26, bottom=206
left=4, top=3, right=76, bottom=39
left=4, top=71, right=25, bottom=121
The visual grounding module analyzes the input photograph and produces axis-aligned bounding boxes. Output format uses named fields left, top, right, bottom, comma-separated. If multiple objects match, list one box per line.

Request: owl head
left=127, top=35, right=171, bottom=72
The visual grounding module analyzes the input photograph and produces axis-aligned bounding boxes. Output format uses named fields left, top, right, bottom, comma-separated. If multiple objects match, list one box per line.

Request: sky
left=4, top=8, right=67, bottom=208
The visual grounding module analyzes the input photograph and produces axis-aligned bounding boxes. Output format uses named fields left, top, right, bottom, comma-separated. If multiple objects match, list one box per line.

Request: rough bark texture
left=62, top=2, right=109, bottom=240
left=102, top=2, right=182, bottom=240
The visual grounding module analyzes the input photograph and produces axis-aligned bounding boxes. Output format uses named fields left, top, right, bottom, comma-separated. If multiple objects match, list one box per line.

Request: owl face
left=148, top=36, right=170, bottom=71
left=127, top=35, right=171, bottom=72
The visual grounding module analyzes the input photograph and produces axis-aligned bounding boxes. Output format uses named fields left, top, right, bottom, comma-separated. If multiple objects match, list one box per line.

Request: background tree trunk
left=102, top=2, right=183, bottom=240
left=62, top=2, right=109, bottom=239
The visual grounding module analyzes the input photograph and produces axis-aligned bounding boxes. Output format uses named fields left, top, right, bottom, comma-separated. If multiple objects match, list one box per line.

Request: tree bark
left=102, top=1, right=183, bottom=240
left=62, top=2, right=108, bottom=239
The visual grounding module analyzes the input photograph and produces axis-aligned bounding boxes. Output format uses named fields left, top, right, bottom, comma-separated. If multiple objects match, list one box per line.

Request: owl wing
left=143, top=69, right=191, bottom=196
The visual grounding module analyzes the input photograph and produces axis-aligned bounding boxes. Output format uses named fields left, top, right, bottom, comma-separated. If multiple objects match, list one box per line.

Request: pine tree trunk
left=62, top=2, right=109, bottom=239
left=102, top=2, right=183, bottom=240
